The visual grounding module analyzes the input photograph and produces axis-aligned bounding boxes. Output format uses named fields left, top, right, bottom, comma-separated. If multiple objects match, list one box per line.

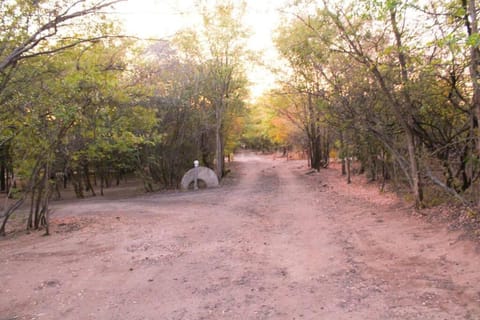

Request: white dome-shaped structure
left=180, top=166, right=219, bottom=190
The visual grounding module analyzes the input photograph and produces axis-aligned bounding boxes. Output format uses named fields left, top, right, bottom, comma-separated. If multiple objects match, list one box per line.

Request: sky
left=114, top=0, right=288, bottom=99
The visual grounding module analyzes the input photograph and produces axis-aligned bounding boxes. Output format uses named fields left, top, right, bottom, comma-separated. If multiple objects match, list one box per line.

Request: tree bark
left=308, top=93, right=322, bottom=171
left=324, top=4, right=424, bottom=207
left=0, top=163, right=5, bottom=192
left=465, top=0, right=480, bottom=205
left=346, top=156, right=352, bottom=184
left=390, top=7, right=424, bottom=208
left=340, top=131, right=346, bottom=175
left=215, top=103, right=224, bottom=178
left=0, top=1, right=125, bottom=74
left=43, top=163, right=51, bottom=236
left=83, top=163, right=96, bottom=196
left=406, top=131, right=423, bottom=208
left=0, top=198, right=25, bottom=236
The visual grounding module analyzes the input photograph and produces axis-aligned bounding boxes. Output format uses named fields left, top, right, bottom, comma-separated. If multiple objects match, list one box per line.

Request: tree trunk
left=465, top=0, right=480, bottom=205
left=370, top=154, right=377, bottom=182
left=33, top=174, right=46, bottom=230
left=43, top=163, right=51, bottom=236
left=325, top=3, right=425, bottom=206
left=381, top=151, right=387, bottom=192
left=390, top=7, right=424, bottom=208
left=83, top=163, right=96, bottom=196
left=0, top=162, right=5, bottom=192
left=63, top=169, right=68, bottom=189
left=406, top=130, right=423, bottom=208
left=346, top=156, right=351, bottom=184
left=215, top=103, right=224, bottom=179
left=69, top=168, right=84, bottom=199
left=321, top=127, right=330, bottom=167
left=27, top=173, right=41, bottom=230
left=308, top=93, right=321, bottom=171
left=310, top=135, right=322, bottom=171
left=340, top=132, right=346, bottom=175
left=0, top=198, right=25, bottom=236
left=100, top=166, right=105, bottom=196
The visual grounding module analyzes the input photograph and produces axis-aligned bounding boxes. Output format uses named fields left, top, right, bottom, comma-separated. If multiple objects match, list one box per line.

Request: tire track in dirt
left=292, top=161, right=480, bottom=319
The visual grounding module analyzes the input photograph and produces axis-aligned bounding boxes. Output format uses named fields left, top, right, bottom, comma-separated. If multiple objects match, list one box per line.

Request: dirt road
left=1, top=153, right=480, bottom=319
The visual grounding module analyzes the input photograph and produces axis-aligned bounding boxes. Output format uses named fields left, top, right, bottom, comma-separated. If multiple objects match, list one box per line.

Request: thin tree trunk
left=100, top=169, right=105, bottom=196
left=465, top=0, right=480, bottom=205
left=0, top=162, right=5, bottom=192
left=63, top=168, right=68, bottom=189
left=0, top=198, right=25, bottom=236
left=340, top=131, right=346, bottom=175
left=70, top=168, right=84, bottom=198
left=27, top=187, right=36, bottom=230
left=381, top=152, right=387, bottom=192
left=322, top=127, right=330, bottom=167
left=406, top=130, right=423, bottom=208
left=370, top=154, right=377, bottom=182
left=391, top=7, right=424, bottom=208
left=215, top=103, right=223, bottom=178
left=1, top=173, right=24, bottom=236
left=324, top=4, right=424, bottom=205
left=43, top=163, right=51, bottom=236
left=33, top=174, right=45, bottom=229
left=83, top=163, right=96, bottom=196
left=346, top=156, right=351, bottom=184
left=308, top=93, right=321, bottom=171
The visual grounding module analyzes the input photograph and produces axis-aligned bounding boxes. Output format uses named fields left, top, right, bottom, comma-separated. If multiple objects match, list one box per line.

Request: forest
left=1, top=0, right=480, bottom=235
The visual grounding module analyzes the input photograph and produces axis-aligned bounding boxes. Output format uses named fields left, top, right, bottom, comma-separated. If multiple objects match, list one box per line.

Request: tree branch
left=0, top=0, right=126, bottom=72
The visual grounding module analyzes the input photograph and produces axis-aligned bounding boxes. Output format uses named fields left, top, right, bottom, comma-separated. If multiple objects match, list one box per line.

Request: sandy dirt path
left=1, top=152, right=480, bottom=319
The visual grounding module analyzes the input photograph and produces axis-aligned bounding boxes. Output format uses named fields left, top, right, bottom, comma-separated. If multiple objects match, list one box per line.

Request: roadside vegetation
left=249, top=0, right=480, bottom=212
left=1, top=0, right=480, bottom=235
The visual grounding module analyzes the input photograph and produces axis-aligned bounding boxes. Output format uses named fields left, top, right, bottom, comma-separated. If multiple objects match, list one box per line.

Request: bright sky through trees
left=116, top=0, right=287, bottom=99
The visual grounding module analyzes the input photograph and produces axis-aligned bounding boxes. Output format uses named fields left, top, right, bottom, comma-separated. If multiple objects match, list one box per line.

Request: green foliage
left=0, top=0, right=254, bottom=234
left=171, top=0, right=250, bottom=177
left=262, top=0, right=480, bottom=206
left=241, top=96, right=294, bottom=151
left=467, top=33, right=480, bottom=48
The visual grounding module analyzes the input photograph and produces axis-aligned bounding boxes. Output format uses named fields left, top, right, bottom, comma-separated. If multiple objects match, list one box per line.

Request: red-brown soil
left=1, top=152, right=480, bottom=319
